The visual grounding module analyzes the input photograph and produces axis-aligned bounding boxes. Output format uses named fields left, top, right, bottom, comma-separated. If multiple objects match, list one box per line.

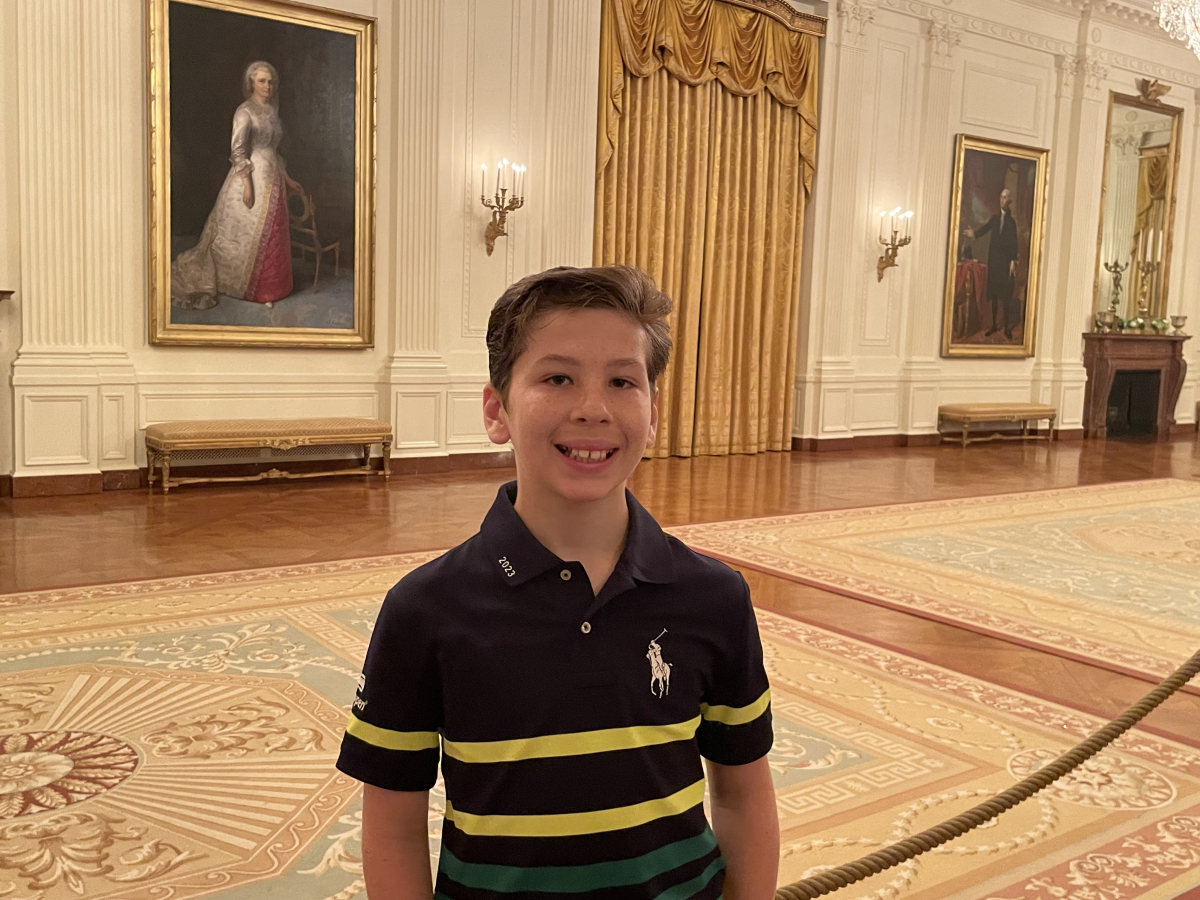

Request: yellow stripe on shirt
left=345, top=712, right=440, bottom=751
left=443, top=716, right=701, bottom=764
left=700, top=688, right=771, bottom=726
left=445, top=778, right=706, bottom=837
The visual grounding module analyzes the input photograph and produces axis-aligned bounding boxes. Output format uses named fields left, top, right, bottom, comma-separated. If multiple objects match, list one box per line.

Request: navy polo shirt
left=337, top=482, right=772, bottom=900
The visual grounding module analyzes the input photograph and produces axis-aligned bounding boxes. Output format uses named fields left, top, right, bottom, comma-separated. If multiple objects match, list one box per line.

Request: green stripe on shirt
left=654, top=855, right=726, bottom=900
left=437, top=828, right=718, bottom=893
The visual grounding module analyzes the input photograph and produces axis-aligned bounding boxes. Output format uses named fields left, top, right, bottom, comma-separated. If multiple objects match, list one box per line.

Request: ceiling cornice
left=878, top=0, right=1200, bottom=87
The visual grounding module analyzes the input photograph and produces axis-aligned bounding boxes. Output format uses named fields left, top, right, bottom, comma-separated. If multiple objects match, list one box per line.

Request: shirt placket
left=561, top=561, right=636, bottom=688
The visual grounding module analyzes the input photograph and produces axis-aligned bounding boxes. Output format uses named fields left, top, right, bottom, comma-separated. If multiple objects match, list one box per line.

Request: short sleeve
left=335, top=579, right=442, bottom=791
left=697, top=575, right=773, bottom=766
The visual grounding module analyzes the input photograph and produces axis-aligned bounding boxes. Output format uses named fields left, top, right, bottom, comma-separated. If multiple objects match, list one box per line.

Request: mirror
left=1095, top=87, right=1182, bottom=321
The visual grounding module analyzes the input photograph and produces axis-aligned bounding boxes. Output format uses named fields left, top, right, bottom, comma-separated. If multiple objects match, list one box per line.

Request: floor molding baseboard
left=791, top=433, right=942, bottom=452
left=7, top=451, right=517, bottom=499
left=791, top=427, right=1101, bottom=452
left=11, top=473, right=106, bottom=498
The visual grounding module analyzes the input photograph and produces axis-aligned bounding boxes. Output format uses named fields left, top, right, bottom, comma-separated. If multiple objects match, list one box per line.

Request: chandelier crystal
left=1157, top=1, right=1200, bottom=59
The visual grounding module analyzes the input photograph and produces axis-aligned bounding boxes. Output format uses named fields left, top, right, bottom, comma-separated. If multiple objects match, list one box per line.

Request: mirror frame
left=1093, top=90, right=1184, bottom=321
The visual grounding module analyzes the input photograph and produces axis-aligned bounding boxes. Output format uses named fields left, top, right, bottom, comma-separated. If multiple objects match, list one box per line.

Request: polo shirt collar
left=480, top=482, right=676, bottom=587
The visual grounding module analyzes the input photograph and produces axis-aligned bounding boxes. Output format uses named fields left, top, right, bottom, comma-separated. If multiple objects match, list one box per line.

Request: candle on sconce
left=878, top=210, right=887, bottom=241
left=495, top=162, right=502, bottom=197
left=480, top=163, right=487, bottom=198
left=904, top=210, right=913, bottom=240
left=890, top=206, right=902, bottom=238
left=501, top=159, right=510, bottom=193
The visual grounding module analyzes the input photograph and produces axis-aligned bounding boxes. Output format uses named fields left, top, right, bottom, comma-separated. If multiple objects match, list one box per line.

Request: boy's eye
left=545, top=374, right=571, bottom=386
left=611, top=377, right=636, bottom=389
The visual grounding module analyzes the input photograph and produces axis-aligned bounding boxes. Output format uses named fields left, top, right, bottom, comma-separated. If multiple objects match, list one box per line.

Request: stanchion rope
left=774, top=646, right=1200, bottom=899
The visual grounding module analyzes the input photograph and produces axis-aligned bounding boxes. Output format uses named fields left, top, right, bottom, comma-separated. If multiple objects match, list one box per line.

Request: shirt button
left=560, top=569, right=572, bottom=581
left=580, top=621, right=592, bottom=634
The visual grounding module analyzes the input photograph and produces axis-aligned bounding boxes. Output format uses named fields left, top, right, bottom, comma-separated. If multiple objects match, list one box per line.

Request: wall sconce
left=480, top=159, right=526, bottom=256
left=877, top=207, right=913, bottom=281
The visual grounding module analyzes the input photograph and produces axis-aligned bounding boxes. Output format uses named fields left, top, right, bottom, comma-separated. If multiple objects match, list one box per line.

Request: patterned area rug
left=670, top=479, right=1200, bottom=686
left=2, top=554, right=1199, bottom=899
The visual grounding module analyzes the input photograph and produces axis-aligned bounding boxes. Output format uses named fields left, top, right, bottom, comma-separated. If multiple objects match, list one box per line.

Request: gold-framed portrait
left=942, top=135, right=1049, bottom=358
left=148, top=0, right=376, bottom=348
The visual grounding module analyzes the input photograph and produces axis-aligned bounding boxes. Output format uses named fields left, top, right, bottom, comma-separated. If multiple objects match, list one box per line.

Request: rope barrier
left=774, top=647, right=1200, bottom=899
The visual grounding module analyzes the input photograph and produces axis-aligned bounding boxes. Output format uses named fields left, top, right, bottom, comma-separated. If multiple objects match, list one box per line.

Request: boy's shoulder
left=378, top=535, right=487, bottom=614
left=659, top=531, right=749, bottom=599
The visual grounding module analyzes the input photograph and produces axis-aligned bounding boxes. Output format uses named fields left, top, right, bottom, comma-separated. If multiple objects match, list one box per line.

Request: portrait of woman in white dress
left=151, top=0, right=370, bottom=346
left=171, top=61, right=304, bottom=310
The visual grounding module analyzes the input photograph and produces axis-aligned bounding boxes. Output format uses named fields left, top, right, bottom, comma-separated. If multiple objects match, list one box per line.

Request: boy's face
left=483, top=308, right=659, bottom=505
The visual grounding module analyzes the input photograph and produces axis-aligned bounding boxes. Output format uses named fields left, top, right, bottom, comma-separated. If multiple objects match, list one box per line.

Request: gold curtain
left=1130, top=148, right=1169, bottom=314
left=594, top=0, right=818, bottom=457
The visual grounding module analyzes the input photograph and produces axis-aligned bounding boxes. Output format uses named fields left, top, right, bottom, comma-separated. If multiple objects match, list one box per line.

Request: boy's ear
left=646, top=386, right=660, bottom=449
left=482, top=383, right=511, bottom=446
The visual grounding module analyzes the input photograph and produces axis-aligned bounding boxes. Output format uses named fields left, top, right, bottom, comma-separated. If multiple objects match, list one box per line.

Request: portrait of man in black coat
left=962, top=188, right=1020, bottom=339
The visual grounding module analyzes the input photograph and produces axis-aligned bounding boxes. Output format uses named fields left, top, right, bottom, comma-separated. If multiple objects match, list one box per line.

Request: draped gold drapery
left=594, top=0, right=819, bottom=457
left=1130, top=147, right=1169, bottom=314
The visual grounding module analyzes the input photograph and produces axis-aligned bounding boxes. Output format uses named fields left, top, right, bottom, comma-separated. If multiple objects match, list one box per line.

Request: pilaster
left=11, top=0, right=135, bottom=480
left=899, top=19, right=960, bottom=433
left=541, top=0, right=601, bottom=269
left=1044, top=51, right=1107, bottom=428
left=389, top=0, right=450, bottom=455
left=805, top=0, right=876, bottom=438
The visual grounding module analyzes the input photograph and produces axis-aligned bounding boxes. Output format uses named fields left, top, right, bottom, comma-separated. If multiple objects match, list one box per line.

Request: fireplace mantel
left=1082, top=333, right=1189, bottom=440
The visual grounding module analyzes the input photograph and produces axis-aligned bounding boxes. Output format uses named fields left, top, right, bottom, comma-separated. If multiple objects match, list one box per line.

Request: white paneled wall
left=0, top=0, right=601, bottom=480
left=796, top=0, right=1200, bottom=442
left=3, top=0, right=1199, bottom=478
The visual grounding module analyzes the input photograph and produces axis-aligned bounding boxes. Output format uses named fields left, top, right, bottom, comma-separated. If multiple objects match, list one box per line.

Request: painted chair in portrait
left=289, top=190, right=341, bottom=292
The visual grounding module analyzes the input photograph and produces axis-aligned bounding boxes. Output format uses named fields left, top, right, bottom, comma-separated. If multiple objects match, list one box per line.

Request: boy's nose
left=572, top=385, right=612, bottom=422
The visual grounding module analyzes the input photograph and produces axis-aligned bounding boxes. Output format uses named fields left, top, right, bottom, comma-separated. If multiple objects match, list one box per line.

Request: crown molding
left=1093, top=47, right=1200, bottom=87
left=881, top=0, right=1076, bottom=54
left=878, top=0, right=1200, bottom=87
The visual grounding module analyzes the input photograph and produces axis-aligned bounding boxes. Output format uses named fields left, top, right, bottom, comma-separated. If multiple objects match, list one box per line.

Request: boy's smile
left=483, top=308, right=659, bottom=507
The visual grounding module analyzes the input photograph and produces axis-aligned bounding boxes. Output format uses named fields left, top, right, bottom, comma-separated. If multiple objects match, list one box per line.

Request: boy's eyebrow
left=534, top=354, right=645, bottom=369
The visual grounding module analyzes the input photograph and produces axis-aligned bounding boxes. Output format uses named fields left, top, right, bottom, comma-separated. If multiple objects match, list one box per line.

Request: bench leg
left=1047, top=416, right=1056, bottom=444
left=147, top=446, right=158, bottom=492
left=961, top=422, right=970, bottom=448
left=161, top=452, right=172, bottom=495
left=362, top=443, right=371, bottom=472
left=381, top=440, right=391, bottom=479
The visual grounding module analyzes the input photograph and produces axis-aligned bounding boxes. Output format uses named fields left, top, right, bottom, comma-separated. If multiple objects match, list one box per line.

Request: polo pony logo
left=647, top=629, right=672, bottom=698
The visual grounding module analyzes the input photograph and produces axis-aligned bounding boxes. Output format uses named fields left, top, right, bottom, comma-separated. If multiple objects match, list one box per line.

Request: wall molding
left=882, top=0, right=1200, bottom=88
left=460, top=0, right=482, bottom=338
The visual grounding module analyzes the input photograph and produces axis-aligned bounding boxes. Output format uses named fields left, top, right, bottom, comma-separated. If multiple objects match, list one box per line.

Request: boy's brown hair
left=486, top=266, right=673, bottom=401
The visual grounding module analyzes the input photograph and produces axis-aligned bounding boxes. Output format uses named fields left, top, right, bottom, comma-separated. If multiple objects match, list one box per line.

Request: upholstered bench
left=145, top=417, right=392, bottom=493
left=937, top=403, right=1057, bottom=448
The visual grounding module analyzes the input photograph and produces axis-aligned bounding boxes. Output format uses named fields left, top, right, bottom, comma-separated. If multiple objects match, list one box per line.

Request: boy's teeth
left=567, top=448, right=610, bottom=461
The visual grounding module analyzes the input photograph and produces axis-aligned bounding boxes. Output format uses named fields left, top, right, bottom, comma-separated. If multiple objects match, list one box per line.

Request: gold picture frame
left=942, top=135, right=1049, bottom=358
left=148, top=0, right=376, bottom=348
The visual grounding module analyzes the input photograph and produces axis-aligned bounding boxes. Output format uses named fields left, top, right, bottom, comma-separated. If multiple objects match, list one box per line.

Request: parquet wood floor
left=5, top=437, right=1200, bottom=743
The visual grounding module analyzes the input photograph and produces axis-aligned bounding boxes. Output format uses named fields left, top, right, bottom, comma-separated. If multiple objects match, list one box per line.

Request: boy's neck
left=513, top=481, right=629, bottom=595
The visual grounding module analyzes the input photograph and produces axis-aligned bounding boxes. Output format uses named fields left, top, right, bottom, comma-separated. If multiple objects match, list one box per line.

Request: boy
left=337, top=266, right=779, bottom=899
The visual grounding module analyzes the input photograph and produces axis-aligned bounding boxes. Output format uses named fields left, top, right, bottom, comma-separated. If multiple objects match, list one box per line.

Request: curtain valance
left=598, top=0, right=819, bottom=188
